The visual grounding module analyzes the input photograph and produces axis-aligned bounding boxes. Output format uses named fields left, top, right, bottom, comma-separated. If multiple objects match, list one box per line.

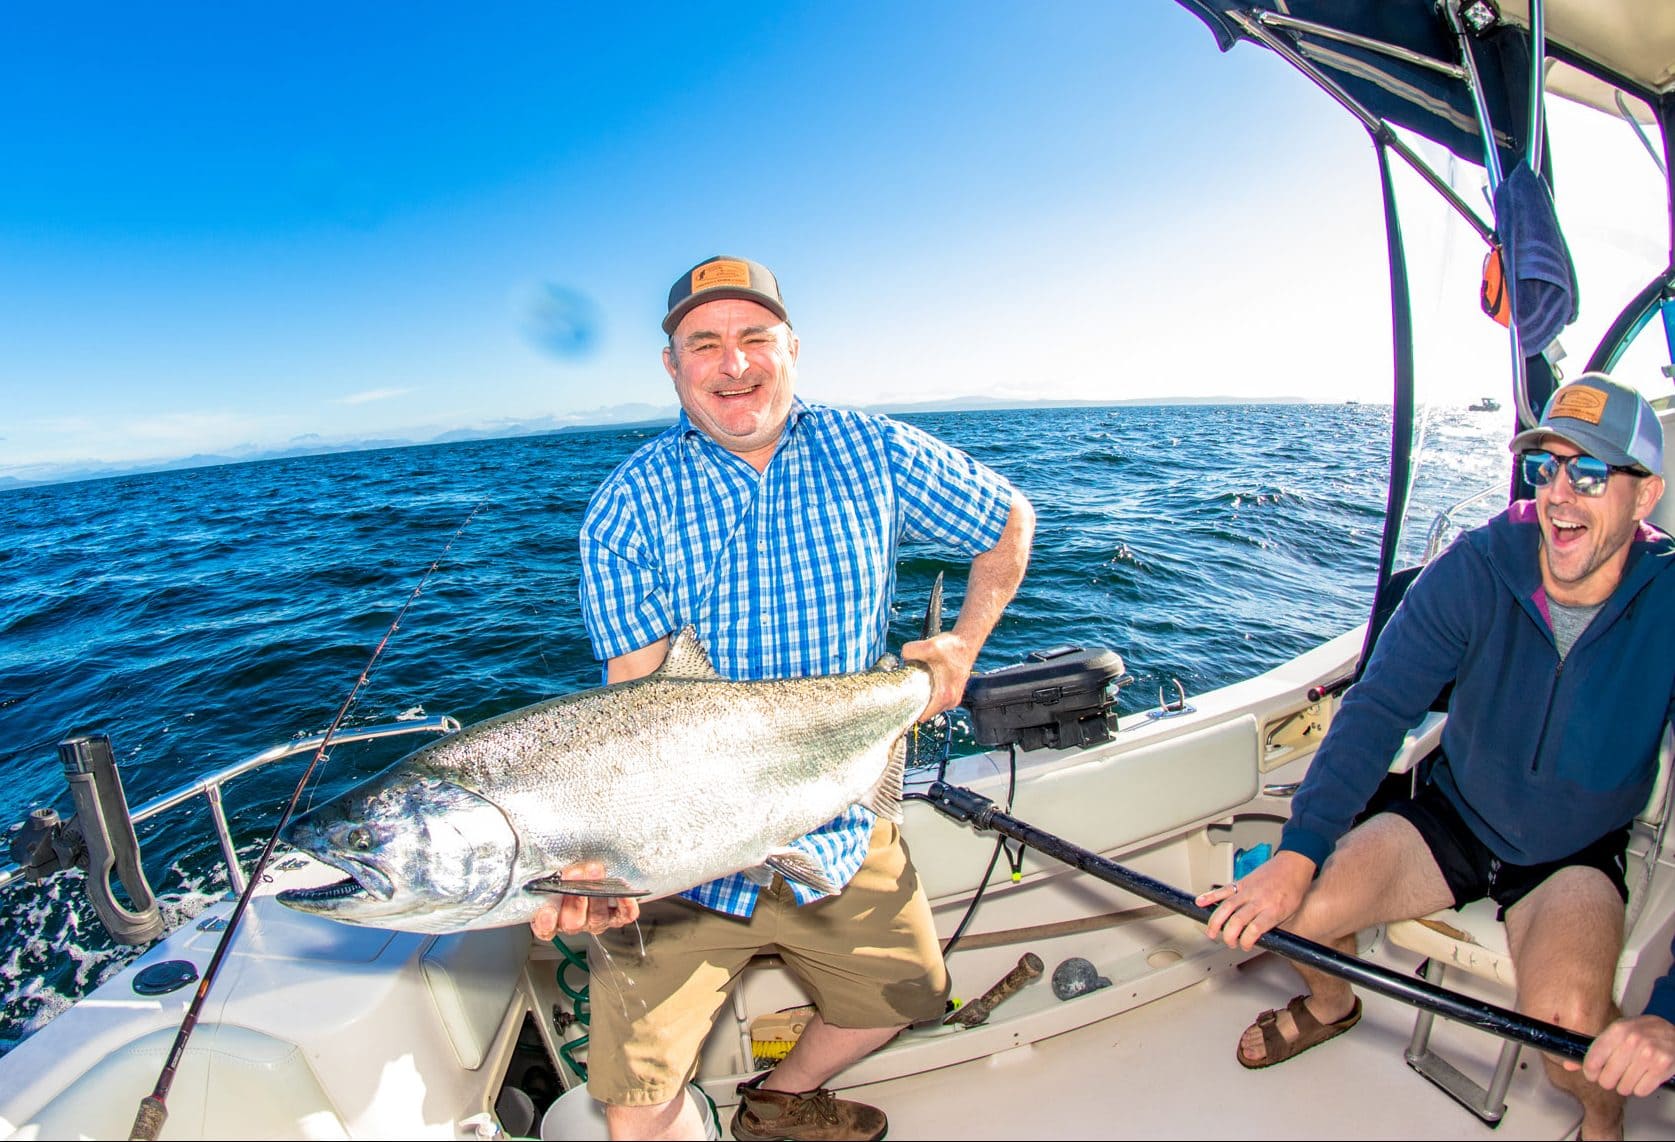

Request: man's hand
left=1568, top=1014, right=1675, bottom=1097
left=528, top=860, right=642, bottom=941
left=900, top=631, right=979, bottom=722
left=1194, top=850, right=1317, bottom=951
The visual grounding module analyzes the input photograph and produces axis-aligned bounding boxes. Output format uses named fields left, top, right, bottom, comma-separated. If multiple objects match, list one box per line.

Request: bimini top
left=1176, top=1, right=1675, bottom=172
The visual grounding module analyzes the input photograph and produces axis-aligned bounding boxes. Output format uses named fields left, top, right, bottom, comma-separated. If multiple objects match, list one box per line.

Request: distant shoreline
left=1, top=395, right=1332, bottom=492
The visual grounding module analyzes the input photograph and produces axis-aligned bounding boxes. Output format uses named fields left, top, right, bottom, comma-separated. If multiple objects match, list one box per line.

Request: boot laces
left=798, top=1088, right=840, bottom=1126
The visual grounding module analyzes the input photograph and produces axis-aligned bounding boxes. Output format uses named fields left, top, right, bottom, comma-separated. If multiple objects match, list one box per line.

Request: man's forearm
left=952, top=494, right=1035, bottom=647
left=903, top=494, right=1035, bottom=717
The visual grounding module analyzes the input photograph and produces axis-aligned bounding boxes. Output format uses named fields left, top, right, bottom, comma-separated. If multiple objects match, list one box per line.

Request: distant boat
left=1468, top=396, right=1501, bottom=412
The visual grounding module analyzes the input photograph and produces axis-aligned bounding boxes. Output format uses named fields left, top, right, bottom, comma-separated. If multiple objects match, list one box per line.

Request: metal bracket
left=1146, top=679, right=1196, bottom=720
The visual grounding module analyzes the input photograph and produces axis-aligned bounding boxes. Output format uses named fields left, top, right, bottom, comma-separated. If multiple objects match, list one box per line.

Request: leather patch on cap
left=692, top=259, right=751, bottom=294
left=1550, top=386, right=1608, bottom=425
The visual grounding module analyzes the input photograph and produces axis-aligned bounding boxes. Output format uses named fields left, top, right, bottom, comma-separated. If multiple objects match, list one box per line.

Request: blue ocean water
left=0, top=402, right=1508, bottom=1053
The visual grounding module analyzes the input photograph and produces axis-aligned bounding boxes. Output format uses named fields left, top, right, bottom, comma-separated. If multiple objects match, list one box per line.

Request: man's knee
left=1520, top=981, right=1619, bottom=1036
left=1508, top=866, right=1626, bottom=1036
left=1296, top=813, right=1451, bottom=937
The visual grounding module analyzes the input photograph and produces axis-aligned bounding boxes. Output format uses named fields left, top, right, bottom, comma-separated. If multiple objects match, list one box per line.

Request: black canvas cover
left=1176, top=1, right=1550, bottom=175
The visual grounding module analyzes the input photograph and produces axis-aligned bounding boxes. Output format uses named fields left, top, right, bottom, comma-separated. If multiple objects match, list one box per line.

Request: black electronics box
left=961, top=646, right=1130, bottom=752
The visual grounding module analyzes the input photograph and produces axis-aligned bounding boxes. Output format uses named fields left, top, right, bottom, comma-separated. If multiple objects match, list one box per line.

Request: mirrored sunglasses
left=1519, top=450, right=1639, bottom=497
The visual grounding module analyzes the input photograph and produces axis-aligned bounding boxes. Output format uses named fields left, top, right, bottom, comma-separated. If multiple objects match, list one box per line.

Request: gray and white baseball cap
left=1508, top=372, right=1663, bottom=476
left=662, top=256, right=789, bottom=335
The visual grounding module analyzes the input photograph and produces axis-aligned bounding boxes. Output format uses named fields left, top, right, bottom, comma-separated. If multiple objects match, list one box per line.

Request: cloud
left=123, top=410, right=263, bottom=444
left=335, top=388, right=413, bottom=406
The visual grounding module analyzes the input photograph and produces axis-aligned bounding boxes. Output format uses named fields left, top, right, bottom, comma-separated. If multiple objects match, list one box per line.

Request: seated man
left=1196, top=373, right=1674, bottom=1140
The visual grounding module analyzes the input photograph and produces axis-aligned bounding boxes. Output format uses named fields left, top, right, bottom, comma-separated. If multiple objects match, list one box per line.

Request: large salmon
left=277, top=627, right=928, bottom=932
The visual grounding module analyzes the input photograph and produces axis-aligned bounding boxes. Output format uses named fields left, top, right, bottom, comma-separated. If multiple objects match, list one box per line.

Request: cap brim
left=1508, top=424, right=1640, bottom=470
left=662, top=290, right=790, bottom=335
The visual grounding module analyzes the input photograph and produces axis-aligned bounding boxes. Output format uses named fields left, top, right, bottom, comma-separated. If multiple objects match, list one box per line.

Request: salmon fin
left=741, top=864, right=773, bottom=887
left=764, top=849, right=840, bottom=895
left=871, top=576, right=942, bottom=673
left=862, top=736, right=907, bottom=824
left=657, top=626, right=720, bottom=680
left=921, top=572, right=943, bottom=639
left=524, top=874, right=651, bottom=898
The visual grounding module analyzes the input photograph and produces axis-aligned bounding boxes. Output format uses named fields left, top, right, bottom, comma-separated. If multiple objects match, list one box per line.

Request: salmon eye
left=347, top=827, right=374, bottom=851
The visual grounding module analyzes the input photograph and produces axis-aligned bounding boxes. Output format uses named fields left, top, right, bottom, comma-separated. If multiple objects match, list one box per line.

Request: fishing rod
left=128, top=505, right=482, bottom=1142
left=908, top=780, right=1675, bottom=1086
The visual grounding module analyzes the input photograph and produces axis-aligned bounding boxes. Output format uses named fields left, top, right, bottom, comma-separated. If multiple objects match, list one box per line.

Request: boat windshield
left=1390, top=62, right=1671, bottom=563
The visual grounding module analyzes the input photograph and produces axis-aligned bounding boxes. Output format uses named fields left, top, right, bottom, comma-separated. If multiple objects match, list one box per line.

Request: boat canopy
left=1178, top=1, right=1675, bottom=178
left=1174, top=0, right=1675, bottom=666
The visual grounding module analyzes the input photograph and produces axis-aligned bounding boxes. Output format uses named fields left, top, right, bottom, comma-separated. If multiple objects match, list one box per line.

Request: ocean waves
left=0, top=402, right=1508, bottom=1054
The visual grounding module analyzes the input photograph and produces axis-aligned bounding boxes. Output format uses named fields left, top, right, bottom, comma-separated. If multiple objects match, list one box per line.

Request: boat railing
left=0, top=715, right=461, bottom=899
left=1421, top=483, right=1504, bottom=564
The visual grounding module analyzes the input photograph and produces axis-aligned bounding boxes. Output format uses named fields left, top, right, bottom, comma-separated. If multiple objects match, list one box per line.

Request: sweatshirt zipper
left=1528, top=655, right=1563, bottom=776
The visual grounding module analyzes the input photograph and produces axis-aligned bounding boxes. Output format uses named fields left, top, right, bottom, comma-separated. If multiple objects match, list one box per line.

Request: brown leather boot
left=729, top=1073, right=887, bottom=1141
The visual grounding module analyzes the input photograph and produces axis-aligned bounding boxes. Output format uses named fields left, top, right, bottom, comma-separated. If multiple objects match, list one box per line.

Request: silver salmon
left=277, top=627, right=929, bottom=932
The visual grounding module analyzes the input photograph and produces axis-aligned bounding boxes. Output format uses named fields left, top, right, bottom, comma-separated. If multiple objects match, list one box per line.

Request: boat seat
left=1384, top=725, right=1675, bottom=1124
left=420, top=924, right=532, bottom=1070
left=19, top=1023, right=347, bottom=1140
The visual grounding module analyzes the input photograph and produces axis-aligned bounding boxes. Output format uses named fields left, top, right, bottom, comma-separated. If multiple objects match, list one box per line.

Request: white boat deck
left=754, top=947, right=1675, bottom=1141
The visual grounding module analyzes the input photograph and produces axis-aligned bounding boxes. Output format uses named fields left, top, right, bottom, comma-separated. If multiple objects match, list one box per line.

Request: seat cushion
left=1386, top=899, right=1515, bottom=987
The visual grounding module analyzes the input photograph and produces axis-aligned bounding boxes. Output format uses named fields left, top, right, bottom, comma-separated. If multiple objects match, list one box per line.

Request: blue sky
left=2, top=3, right=1666, bottom=481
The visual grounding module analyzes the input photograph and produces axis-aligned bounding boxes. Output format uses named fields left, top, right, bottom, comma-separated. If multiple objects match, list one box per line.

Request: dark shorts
left=1385, top=781, right=1630, bottom=920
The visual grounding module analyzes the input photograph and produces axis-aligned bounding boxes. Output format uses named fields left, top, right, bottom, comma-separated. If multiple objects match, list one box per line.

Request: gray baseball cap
left=1508, top=372, right=1664, bottom=476
left=662, top=255, right=789, bottom=334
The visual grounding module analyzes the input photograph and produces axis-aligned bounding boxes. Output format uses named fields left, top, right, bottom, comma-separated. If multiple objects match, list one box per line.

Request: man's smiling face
left=1533, top=436, right=1664, bottom=605
left=663, top=297, right=798, bottom=471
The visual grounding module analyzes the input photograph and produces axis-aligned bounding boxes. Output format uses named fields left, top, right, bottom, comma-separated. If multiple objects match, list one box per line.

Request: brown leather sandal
left=1238, top=994, right=1363, bottom=1069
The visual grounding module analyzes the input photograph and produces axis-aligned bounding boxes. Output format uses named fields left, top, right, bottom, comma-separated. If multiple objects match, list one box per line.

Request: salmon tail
left=762, top=849, right=841, bottom=895
left=863, top=736, right=907, bottom=824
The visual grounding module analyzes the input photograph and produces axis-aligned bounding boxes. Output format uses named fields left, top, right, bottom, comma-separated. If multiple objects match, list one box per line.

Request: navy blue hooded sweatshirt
left=1280, top=502, right=1675, bottom=1018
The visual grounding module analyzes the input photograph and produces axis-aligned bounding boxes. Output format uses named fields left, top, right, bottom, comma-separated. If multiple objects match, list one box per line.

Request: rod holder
left=60, top=735, right=165, bottom=945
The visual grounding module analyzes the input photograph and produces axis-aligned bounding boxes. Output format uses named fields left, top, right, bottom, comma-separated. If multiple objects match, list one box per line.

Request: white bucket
left=539, top=1083, right=720, bottom=1141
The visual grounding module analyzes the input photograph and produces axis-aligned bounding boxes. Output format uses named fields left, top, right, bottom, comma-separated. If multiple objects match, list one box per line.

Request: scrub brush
left=749, top=1006, right=814, bottom=1067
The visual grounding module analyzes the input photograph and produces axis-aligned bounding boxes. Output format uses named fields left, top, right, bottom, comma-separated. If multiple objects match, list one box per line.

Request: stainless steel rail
left=0, top=716, right=460, bottom=895
left=1422, top=482, right=1505, bottom=563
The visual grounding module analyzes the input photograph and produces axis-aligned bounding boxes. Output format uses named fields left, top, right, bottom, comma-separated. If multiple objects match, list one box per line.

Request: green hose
left=552, top=938, right=590, bottom=1081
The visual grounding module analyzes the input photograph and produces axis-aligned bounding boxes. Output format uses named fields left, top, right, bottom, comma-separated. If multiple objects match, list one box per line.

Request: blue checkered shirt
left=579, top=398, right=1014, bottom=916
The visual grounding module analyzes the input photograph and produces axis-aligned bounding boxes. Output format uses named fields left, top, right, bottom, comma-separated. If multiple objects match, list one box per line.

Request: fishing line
left=128, top=503, right=482, bottom=1142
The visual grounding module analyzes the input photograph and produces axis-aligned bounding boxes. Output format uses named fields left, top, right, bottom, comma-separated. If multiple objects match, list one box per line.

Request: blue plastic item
left=1233, top=843, right=1273, bottom=879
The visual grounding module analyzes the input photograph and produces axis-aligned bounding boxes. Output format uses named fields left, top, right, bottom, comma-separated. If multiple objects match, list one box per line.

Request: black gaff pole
left=129, top=505, right=482, bottom=1142
left=909, top=781, right=1674, bottom=1087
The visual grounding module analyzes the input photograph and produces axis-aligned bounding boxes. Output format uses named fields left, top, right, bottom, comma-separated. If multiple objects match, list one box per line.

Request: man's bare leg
left=1238, top=813, right=1454, bottom=1064
left=604, top=1091, right=707, bottom=1141
left=1505, top=867, right=1627, bottom=1141
left=763, top=1014, right=902, bottom=1093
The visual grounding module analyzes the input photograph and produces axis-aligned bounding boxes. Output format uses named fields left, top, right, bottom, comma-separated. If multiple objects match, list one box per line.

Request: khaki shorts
left=584, top=819, right=949, bottom=1106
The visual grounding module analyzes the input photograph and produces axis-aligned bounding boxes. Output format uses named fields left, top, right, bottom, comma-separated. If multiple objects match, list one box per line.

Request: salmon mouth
left=277, top=853, right=394, bottom=905
left=278, top=877, right=366, bottom=904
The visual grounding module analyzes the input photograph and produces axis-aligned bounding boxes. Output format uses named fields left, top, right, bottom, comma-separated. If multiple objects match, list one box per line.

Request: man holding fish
left=530, top=255, right=1035, bottom=1141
